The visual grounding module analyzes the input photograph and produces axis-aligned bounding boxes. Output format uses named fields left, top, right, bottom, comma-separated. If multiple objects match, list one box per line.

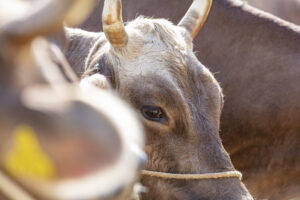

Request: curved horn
left=102, top=0, right=128, bottom=48
left=178, top=0, right=212, bottom=39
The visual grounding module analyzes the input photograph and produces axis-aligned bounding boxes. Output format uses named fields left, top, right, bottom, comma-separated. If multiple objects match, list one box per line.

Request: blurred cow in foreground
left=0, top=0, right=145, bottom=199
left=66, top=0, right=254, bottom=199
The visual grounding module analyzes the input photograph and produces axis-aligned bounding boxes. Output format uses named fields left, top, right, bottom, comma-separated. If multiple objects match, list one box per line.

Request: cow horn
left=102, top=0, right=128, bottom=48
left=178, top=0, right=212, bottom=39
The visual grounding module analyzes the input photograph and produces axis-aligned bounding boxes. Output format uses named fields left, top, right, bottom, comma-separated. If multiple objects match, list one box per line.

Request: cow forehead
left=117, top=47, right=188, bottom=77
left=89, top=17, right=210, bottom=103
left=88, top=17, right=194, bottom=83
left=112, top=18, right=194, bottom=84
left=123, top=17, right=190, bottom=55
left=116, top=56, right=200, bottom=108
left=115, top=48, right=194, bottom=102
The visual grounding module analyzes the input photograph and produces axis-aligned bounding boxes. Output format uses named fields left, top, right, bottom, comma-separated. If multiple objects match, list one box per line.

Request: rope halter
left=135, top=170, right=243, bottom=200
left=141, top=169, right=242, bottom=180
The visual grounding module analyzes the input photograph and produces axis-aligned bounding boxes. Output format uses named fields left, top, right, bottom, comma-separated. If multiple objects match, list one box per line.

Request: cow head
left=79, top=0, right=253, bottom=199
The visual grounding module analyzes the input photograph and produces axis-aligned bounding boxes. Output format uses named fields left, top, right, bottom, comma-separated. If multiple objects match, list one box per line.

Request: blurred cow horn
left=178, top=0, right=212, bottom=39
left=2, top=0, right=94, bottom=43
left=102, top=0, right=128, bottom=48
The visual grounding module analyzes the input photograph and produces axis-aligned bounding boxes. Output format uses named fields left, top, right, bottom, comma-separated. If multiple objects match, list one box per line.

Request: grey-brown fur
left=197, top=1, right=300, bottom=199
left=66, top=12, right=253, bottom=199
left=78, top=0, right=300, bottom=199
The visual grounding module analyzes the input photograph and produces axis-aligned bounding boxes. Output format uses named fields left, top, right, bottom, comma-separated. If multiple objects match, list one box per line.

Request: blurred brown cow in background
left=244, top=0, right=300, bottom=25
left=0, top=0, right=145, bottom=199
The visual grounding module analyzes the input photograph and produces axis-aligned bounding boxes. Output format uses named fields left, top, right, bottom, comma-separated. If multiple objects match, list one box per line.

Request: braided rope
left=136, top=170, right=243, bottom=199
left=141, top=170, right=242, bottom=180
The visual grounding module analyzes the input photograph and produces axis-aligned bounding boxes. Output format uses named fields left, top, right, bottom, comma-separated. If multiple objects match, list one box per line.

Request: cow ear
left=80, top=74, right=111, bottom=91
left=65, top=27, right=99, bottom=75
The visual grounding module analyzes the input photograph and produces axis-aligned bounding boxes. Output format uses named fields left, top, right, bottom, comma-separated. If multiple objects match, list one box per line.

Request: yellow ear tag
left=4, top=125, right=55, bottom=180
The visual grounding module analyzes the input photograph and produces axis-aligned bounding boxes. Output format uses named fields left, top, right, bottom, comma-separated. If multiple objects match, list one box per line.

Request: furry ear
left=64, top=27, right=99, bottom=75
left=80, top=74, right=111, bottom=91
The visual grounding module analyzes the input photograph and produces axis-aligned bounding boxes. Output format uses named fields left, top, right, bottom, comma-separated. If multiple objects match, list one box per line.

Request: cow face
left=80, top=0, right=253, bottom=199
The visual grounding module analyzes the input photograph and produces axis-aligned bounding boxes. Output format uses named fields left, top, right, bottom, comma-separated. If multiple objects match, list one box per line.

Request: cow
left=65, top=0, right=254, bottom=199
left=244, top=0, right=300, bottom=25
left=0, top=0, right=145, bottom=199
left=78, top=0, right=300, bottom=199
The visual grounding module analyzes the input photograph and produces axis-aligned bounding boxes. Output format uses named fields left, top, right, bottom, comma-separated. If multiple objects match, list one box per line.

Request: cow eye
left=142, top=106, right=164, bottom=122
